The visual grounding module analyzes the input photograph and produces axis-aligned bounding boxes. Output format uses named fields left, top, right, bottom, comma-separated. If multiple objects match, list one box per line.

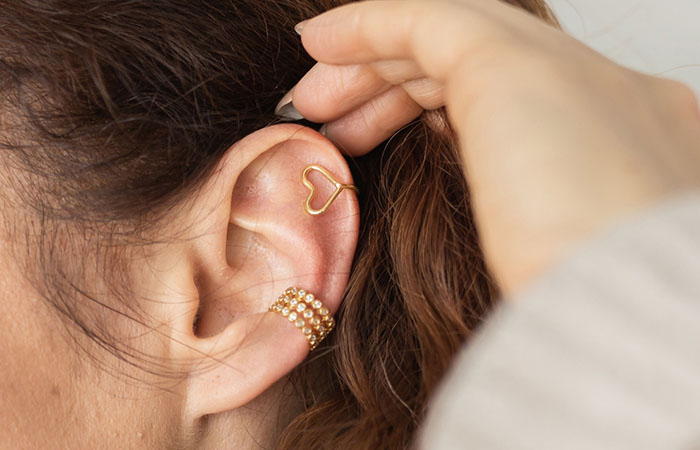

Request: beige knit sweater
left=420, top=192, right=700, bottom=450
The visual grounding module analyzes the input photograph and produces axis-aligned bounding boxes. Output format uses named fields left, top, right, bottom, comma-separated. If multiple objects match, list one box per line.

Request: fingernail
left=276, top=101, right=304, bottom=121
left=295, top=20, right=308, bottom=36
left=275, top=90, right=305, bottom=121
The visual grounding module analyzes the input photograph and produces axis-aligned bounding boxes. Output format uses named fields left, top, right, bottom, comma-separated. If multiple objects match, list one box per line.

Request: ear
left=143, top=124, right=359, bottom=419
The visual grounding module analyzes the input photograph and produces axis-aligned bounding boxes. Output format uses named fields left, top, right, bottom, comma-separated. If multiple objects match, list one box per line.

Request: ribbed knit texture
left=421, top=193, right=700, bottom=450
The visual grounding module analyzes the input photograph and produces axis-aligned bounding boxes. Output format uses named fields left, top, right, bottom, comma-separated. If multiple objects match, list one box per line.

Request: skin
left=0, top=125, right=358, bottom=449
left=287, top=0, right=700, bottom=296
left=3, top=0, right=700, bottom=448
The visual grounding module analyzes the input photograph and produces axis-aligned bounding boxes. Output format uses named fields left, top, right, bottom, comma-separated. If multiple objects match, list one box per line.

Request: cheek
left=0, top=250, right=183, bottom=450
left=0, top=264, right=86, bottom=449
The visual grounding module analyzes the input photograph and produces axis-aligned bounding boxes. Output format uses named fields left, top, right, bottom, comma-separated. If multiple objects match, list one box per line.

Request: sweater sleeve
left=420, top=192, right=700, bottom=450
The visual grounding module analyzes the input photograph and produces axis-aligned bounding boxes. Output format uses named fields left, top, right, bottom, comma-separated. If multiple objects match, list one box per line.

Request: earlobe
left=150, top=124, right=359, bottom=419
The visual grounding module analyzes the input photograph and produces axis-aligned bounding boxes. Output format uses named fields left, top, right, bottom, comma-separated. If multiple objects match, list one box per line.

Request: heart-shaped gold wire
left=302, top=165, right=359, bottom=216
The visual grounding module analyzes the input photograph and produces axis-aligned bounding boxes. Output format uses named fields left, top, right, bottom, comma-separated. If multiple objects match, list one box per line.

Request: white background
left=547, top=0, right=700, bottom=95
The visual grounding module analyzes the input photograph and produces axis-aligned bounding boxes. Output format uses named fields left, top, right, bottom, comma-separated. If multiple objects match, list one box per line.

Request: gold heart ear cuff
left=269, top=287, right=335, bottom=351
left=302, top=165, right=358, bottom=216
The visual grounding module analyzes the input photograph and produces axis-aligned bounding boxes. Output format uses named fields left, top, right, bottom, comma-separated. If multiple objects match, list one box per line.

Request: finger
left=321, top=86, right=424, bottom=156
left=284, top=60, right=429, bottom=124
left=299, top=0, right=487, bottom=79
left=286, top=63, right=391, bottom=123
left=400, top=78, right=446, bottom=110
left=369, top=60, right=426, bottom=85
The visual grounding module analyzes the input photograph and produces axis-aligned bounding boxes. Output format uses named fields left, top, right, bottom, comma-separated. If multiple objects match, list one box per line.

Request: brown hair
left=0, top=1, right=557, bottom=448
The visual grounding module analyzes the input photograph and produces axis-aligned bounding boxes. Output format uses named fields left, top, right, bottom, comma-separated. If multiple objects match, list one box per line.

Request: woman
left=3, top=1, right=699, bottom=450
left=0, top=1, right=503, bottom=448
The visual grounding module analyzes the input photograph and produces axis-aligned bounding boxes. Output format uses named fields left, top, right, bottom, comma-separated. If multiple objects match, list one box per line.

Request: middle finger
left=278, top=60, right=428, bottom=123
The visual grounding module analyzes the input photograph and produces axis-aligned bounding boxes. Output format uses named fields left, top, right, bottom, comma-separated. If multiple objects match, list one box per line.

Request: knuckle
left=402, top=78, right=445, bottom=109
left=452, top=39, right=526, bottom=96
left=650, top=77, right=700, bottom=121
left=667, top=80, right=699, bottom=112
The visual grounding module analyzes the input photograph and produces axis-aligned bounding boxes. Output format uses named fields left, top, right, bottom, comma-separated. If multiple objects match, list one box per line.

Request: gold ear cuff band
left=269, top=287, right=335, bottom=351
left=302, top=165, right=358, bottom=216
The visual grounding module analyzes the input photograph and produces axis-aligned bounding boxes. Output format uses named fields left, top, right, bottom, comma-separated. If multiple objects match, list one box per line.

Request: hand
left=283, top=0, right=700, bottom=296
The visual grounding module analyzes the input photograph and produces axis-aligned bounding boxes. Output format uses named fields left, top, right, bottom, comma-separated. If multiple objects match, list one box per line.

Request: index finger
left=297, top=0, right=493, bottom=80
